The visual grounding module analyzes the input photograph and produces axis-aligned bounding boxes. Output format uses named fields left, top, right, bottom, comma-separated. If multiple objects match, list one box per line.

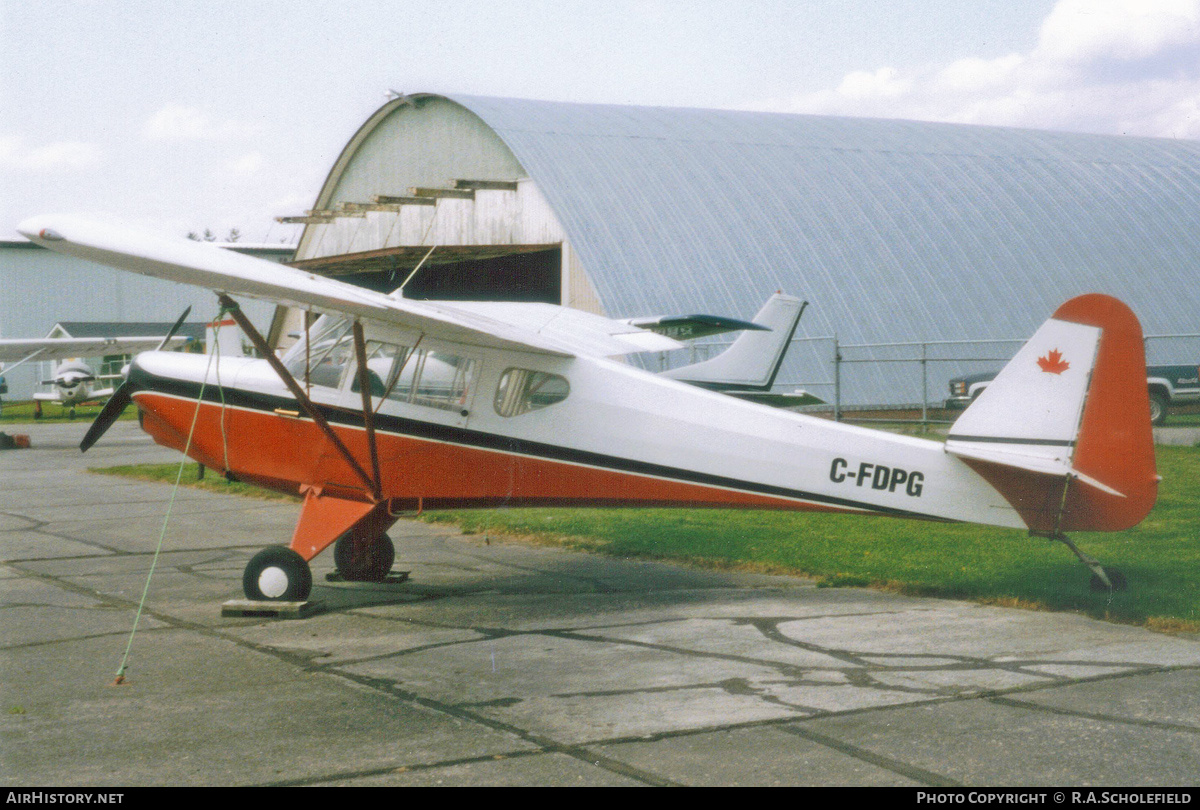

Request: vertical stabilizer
left=946, top=294, right=1157, bottom=532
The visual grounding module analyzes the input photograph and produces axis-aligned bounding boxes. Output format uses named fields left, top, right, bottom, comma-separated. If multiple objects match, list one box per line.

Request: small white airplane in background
left=33, top=358, right=114, bottom=418
left=19, top=214, right=1159, bottom=605
left=652, top=294, right=822, bottom=408
left=620, top=292, right=821, bottom=407
left=0, top=315, right=192, bottom=417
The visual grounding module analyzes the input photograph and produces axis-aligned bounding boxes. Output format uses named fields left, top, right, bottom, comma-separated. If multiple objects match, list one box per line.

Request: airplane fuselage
left=126, top=329, right=1026, bottom=531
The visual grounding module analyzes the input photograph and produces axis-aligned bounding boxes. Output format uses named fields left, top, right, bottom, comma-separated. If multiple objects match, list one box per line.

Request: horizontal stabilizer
left=945, top=444, right=1125, bottom=498
left=722, top=389, right=825, bottom=408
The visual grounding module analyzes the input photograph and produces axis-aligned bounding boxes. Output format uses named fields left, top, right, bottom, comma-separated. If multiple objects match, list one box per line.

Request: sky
left=2, top=0, right=1198, bottom=243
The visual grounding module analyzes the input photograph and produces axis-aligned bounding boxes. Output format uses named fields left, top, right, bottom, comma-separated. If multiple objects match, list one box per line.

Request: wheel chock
left=323, top=570, right=410, bottom=585
left=220, top=598, right=322, bottom=619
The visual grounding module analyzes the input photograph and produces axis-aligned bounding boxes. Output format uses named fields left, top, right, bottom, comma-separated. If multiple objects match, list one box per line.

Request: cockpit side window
left=308, top=337, right=357, bottom=389
left=384, top=347, right=477, bottom=412
left=350, top=341, right=404, bottom=397
left=494, top=368, right=570, bottom=417
left=283, top=322, right=478, bottom=413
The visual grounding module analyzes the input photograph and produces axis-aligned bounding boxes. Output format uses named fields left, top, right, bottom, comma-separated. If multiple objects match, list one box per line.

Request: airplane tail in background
left=946, top=294, right=1157, bottom=533
left=661, top=293, right=806, bottom=390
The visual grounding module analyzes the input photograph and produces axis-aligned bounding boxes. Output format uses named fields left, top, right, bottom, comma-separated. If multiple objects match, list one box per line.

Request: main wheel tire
left=334, top=533, right=395, bottom=582
left=243, top=546, right=312, bottom=601
left=1149, top=391, right=1169, bottom=426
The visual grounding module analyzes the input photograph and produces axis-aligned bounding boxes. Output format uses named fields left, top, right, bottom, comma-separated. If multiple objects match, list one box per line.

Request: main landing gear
left=1046, top=533, right=1127, bottom=592
left=334, top=532, right=396, bottom=582
left=243, top=546, right=313, bottom=601
left=241, top=531, right=397, bottom=601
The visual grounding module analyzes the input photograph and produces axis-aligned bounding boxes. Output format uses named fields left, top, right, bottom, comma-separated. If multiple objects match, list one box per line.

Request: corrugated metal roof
left=52, top=322, right=206, bottom=341
left=443, top=96, right=1200, bottom=405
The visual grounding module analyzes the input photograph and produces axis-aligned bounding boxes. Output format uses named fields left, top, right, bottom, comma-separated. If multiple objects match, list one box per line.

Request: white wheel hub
left=258, top=566, right=289, bottom=599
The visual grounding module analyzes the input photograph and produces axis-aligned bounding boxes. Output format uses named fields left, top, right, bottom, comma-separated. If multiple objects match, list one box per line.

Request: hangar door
left=289, top=244, right=562, bottom=303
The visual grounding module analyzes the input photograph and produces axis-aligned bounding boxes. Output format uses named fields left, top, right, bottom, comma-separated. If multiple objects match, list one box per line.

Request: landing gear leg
left=1049, top=533, right=1127, bottom=592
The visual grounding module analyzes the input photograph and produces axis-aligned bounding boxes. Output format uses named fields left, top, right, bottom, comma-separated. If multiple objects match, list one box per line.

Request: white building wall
left=0, top=242, right=281, bottom=400
left=293, top=96, right=603, bottom=312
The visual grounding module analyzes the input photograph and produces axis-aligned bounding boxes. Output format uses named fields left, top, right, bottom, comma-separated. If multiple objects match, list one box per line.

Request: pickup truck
left=946, top=363, right=1200, bottom=425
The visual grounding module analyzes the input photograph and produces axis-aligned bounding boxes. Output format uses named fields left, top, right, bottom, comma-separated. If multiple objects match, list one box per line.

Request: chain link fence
left=650, top=331, right=1200, bottom=431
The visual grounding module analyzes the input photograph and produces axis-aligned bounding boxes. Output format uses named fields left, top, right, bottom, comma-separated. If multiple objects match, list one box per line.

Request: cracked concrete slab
left=596, top=725, right=923, bottom=786
left=2, top=422, right=1198, bottom=787
left=999, top=669, right=1200, bottom=730
left=798, top=697, right=1200, bottom=786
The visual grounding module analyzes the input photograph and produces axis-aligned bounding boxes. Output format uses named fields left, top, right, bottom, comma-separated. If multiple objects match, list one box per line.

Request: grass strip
left=90, top=446, right=1200, bottom=633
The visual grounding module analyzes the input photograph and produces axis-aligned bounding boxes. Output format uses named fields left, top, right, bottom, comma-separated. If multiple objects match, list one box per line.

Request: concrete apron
left=2, top=421, right=1198, bottom=786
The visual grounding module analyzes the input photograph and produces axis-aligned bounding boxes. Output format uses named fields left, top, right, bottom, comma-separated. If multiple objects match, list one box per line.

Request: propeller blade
left=80, top=382, right=134, bottom=452
left=155, top=306, right=192, bottom=351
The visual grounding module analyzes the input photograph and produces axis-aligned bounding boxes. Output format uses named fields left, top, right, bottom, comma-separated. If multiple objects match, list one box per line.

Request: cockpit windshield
left=281, top=316, right=352, bottom=385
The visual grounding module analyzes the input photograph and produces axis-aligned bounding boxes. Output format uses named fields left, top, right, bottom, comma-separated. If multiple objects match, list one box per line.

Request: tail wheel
left=334, top=533, right=395, bottom=582
left=1089, top=567, right=1128, bottom=592
left=243, top=546, right=312, bottom=601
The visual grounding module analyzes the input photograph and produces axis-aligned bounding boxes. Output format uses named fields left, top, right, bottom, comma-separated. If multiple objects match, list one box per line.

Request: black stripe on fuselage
left=947, top=434, right=1075, bottom=447
left=128, top=366, right=948, bottom=521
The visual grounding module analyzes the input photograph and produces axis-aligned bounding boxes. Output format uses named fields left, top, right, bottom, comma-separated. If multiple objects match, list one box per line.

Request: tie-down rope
left=113, top=309, right=232, bottom=684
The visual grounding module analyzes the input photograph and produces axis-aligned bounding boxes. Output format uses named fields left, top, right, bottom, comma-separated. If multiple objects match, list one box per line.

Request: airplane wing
left=18, top=215, right=681, bottom=359
left=0, top=336, right=188, bottom=371
left=86, top=387, right=116, bottom=401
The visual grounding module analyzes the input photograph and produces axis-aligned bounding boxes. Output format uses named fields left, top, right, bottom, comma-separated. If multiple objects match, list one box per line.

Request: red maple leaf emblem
left=1037, top=348, right=1070, bottom=374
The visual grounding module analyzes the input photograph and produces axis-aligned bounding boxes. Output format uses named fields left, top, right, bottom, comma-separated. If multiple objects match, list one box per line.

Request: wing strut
left=218, top=294, right=380, bottom=501
left=2, top=348, right=47, bottom=376
left=352, top=321, right=383, bottom=501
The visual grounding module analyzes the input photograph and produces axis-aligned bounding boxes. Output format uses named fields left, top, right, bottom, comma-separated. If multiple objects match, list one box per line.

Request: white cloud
left=934, top=54, right=1026, bottom=95
left=835, top=67, right=912, bottom=101
left=1035, top=0, right=1200, bottom=63
left=0, top=136, right=102, bottom=172
left=143, top=104, right=263, bottom=141
left=761, top=0, right=1200, bottom=140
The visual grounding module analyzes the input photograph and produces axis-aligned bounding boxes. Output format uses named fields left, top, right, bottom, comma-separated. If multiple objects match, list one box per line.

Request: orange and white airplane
left=19, top=215, right=1158, bottom=602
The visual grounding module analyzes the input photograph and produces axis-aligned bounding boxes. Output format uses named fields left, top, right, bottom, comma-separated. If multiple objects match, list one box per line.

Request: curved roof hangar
left=290, top=94, right=1200, bottom=406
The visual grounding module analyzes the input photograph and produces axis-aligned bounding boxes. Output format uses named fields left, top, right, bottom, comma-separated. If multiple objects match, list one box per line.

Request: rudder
left=946, top=294, right=1157, bottom=532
